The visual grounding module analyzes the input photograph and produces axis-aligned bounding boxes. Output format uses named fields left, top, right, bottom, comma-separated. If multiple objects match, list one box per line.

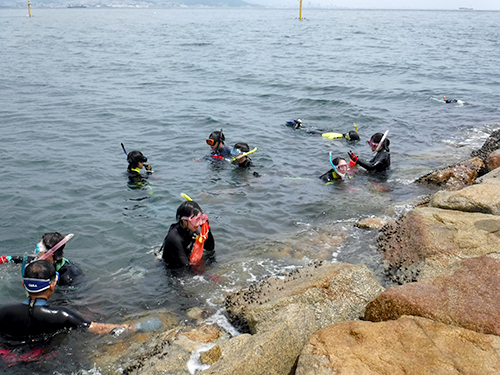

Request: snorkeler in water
left=160, top=200, right=215, bottom=274
left=126, top=150, right=153, bottom=184
left=348, top=131, right=390, bottom=173
left=206, top=130, right=232, bottom=160
left=319, top=156, right=350, bottom=183
left=0, top=232, right=82, bottom=287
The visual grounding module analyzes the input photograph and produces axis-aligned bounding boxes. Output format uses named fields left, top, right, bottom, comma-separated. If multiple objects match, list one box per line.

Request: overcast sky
left=247, top=0, right=499, bottom=10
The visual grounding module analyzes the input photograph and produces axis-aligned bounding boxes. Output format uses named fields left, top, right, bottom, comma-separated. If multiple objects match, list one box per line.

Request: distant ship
left=458, top=7, right=473, bottom=10
left=67, top=4, right=87, bottom=7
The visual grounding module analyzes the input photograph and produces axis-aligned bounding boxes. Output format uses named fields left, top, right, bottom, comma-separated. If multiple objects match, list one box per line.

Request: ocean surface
left=1, top=7, right=499, bottom=373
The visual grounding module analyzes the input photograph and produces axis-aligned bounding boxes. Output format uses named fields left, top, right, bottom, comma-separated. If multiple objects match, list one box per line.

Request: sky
left=247, top=0, right=500, bottom=10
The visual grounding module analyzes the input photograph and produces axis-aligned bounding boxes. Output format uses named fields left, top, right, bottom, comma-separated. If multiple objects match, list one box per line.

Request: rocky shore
left=98, top=130, right=500, bottom=375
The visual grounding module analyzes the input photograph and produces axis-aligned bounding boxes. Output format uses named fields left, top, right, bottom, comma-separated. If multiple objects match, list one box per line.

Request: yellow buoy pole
left=27, top=0, right=31, bottom=17
left=299, top=0, right=303, bottom=20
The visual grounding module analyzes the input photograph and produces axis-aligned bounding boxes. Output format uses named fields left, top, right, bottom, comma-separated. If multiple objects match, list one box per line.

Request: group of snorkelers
left=0, top=124, right=391, bottom=357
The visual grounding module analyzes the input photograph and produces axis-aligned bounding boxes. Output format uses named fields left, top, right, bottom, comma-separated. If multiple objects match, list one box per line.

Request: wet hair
left=176, top=201, right=203, bottom=222
left=208, top=130, right=225, bottom=144
left=127, top=150, right=148, bottom=169
left=233, top=142, right=250, bottom=153
left=345, top=131, right=360, bottom=142
left=24, top=260, right=57, bottom=281
left=42, top=232, right=66, bottom=265
left=371, top=133, right=390, bottom=151
left=332, top=157, right=347, bottom=166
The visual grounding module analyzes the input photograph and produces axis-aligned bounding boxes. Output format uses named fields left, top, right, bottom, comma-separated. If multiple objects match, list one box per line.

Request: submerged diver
left=0, top=232, right=82, bottom=287
left=0, top=260, right=160, bottom=346
left=319, top=157, right=350, bottom=183
left=206, top=130, right=232, bottom=160
left=348, top=132, right=391, bottom=173
left=161, top=201, right=215, bottom=274
left=127, top=150, right=153, bottom=184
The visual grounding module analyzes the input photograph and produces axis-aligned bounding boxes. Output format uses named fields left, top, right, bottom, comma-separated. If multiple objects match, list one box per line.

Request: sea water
left=1, top=7, right=499, bottom=373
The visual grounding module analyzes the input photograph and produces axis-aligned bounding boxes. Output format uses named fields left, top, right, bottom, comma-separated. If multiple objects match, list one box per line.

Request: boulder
left=471, top=128, right=500, bottom=163
left=198, top=262, right=384, bottom=375
left=356, top=217, right=392, bottom=230
left=487, top=149, right=500, bottom=171
left=225, top=262, right=384, bottom=334
left=475, top=163, right=500, bottom=184
left=416, top=157, right=484, bottom=190
left=365, top=256, right=500, bottom=336
left=295, top=316, right=500, bottom=375
left=379, top=207, right=500, bottom=284
left=429, top=182, right=500, bottom=215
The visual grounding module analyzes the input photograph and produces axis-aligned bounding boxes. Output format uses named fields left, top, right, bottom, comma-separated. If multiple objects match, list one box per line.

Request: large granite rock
left=365, top=256, right=500, bottom=336
left=197, top=262, right=384, bottom=375
left=379, top=206, right=500, bottom=284
left=415, top=157, right=485, bottom=190
left=295, top=316, right=500, bottom=375
left=429, top=180, right=500, bottom=215
left=487, top=149, right=500, bottom=171
left=225, top=262, right=384, bottom=334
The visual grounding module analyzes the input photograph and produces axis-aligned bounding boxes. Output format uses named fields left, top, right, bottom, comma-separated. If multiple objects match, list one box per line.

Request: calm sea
left=1, top=7, right=499, bottom=373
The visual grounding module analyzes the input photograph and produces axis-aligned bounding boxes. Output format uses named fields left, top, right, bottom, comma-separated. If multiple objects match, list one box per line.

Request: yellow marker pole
left=27, top=0, right=31, bottom=17
left=299, top=0, right=303, bottom=20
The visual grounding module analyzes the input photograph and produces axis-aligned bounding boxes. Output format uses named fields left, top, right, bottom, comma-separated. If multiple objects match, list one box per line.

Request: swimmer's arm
left=88, top=322, right=136, bottom=335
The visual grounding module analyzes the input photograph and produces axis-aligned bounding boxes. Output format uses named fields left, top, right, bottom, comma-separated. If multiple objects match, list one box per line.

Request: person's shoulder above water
left=207, top=129, right=232, bottom=159
left=126, top=150, right=153, bottom=183
left=348, top=131, right=390, bottom=173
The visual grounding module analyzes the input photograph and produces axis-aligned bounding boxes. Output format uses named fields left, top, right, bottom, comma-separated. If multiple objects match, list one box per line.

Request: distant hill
left=2, top=0, right=257, bottom=7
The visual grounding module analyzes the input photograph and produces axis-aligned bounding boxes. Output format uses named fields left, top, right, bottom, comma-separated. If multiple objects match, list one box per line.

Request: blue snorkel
left=329, top=152, right=343, bottom=178
left=121, top=143, right=128, bottom=156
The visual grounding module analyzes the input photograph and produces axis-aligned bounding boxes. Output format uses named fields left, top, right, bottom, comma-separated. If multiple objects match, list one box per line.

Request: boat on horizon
left=458, top=7, right=473, bottom=10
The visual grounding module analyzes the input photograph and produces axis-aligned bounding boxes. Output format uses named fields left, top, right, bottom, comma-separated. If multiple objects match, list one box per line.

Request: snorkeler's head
left=206, top=130, right=225, bottom=147
left=127, top=150, right=148, bottom=169
left=233, top=142, right=250, bottom=154
left=369, top=133, right=390, bottom=151
left=176, top=201, right=203, bottom=222
left=345, top=131, right=360, bottom=142
left=41, top=232, right=65, bottom=265
left=23, top=260, right=58, bottom=293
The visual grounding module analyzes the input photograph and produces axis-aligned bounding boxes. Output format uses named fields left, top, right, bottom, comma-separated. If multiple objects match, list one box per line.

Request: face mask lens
left=206, top=139, right=215, bottom=146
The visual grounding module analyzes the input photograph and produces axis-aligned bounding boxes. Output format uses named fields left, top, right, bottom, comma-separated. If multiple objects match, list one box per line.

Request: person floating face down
left=348, top=132, right=391, bottom=173
left=319, top=157, right=350, bottom=183
left=0, top=260, right=148, bottom=346
left=161, top=201, right=215, bottom=274
left=206, top=130, right=232, bottom=160
left=0, top=232, right=83, bottom=287
left=127, top=150, right=153, bottom=184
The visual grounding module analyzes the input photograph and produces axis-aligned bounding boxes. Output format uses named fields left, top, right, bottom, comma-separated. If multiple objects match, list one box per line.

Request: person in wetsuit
left=0, top=232, right=83, bottom=287
left=0, top=260, right=134, bottom=345
left=231, top=142, right=254, bottom=169
left=348, top=132, right=390, bottom=173
left=161, top=201, right=215, bottom=273
left=127, top=150, right=153, bottom=184
left=319, top=157, right=350, bottom=183
left=206, top=130, right=232, bottom=160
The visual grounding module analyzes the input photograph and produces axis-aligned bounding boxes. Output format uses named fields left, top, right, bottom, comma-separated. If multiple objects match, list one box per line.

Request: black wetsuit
left=127, top=167, right=147, bottom=184
left=234, top=158, right=253, bottom=168
left=56, top=259, right=83, bottom=286
left=161, top=222, right=215, bottom=271
left=0, top=298, right=90, bottom=344
left=356, top=149, right=390, bottom=172
left=319, top=169, right=341, bottom=183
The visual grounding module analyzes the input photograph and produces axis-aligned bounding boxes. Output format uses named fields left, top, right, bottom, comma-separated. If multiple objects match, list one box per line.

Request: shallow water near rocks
left=1, top=7, right=500, bottom=373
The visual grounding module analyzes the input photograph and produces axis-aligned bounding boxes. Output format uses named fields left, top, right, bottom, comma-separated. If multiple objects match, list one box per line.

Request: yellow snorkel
left=232, top=147, right=257, bottom=161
